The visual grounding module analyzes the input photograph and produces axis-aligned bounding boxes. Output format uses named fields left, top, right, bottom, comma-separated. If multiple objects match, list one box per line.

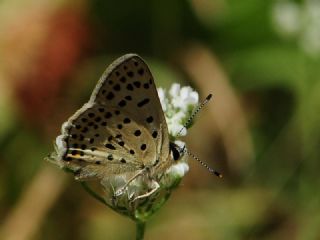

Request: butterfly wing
left=55, top=54, right=170, bottom=180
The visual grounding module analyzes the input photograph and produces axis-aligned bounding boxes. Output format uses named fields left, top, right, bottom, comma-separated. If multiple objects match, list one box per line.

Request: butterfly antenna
left=185, top=149, right=223, bottom=178
left=176, top=94, right=213, bottom=138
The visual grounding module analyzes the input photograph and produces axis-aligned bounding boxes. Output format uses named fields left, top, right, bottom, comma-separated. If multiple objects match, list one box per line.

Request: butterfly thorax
left=147, top=141, right=183, bottom=177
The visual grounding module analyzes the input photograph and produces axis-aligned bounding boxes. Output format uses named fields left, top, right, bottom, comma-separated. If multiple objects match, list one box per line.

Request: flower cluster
left=158, top=83, right=199, bottom=138
left=272, top=0, right=320, bottom=57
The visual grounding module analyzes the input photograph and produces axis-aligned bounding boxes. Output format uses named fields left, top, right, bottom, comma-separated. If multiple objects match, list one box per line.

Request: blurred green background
left=1, top=0, right=320, bottom=239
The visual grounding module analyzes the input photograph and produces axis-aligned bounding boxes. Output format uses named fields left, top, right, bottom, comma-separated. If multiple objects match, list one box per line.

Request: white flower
left=272, top=0, right=320, bottom=57
left=166, top=162, right=189, bottom=178
left=157, top=87, right=168, bottom=112
left=168, top=122, right=186, bottom=137
left=272, top=1, right=301, bottom=37
left=167, top=111, right=187, bottom=136
left=169, top=83, right=181, bottom=97
left=157, top=83, right=199, bottom=138
left=170, top=84, right=199, bottom=111
left=299, top=0, right=320, bottom=56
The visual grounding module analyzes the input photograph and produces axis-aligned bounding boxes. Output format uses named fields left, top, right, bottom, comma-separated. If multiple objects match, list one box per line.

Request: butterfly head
left=169, top=142, right=184, bottom=161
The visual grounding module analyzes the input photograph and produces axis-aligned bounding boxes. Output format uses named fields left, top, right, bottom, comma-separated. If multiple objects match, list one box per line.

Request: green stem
left=136, top=221, right=146, bottom=240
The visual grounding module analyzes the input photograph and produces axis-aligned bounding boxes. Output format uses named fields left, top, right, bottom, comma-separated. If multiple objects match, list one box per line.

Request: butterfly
left=52, top=54, right=185, bottom=201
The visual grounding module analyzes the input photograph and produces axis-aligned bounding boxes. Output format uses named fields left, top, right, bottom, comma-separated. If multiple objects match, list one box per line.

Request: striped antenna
left=175, top=93, right=222, bottom=177
left=175, top=143, right=222, bottom=178
left=186, top=150, right=222, bottom=178
left=176, top=94, right=213, bottom=138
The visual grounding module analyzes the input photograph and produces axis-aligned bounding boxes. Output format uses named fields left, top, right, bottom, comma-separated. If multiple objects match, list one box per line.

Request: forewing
left=56, top=54, right=169, bottom=179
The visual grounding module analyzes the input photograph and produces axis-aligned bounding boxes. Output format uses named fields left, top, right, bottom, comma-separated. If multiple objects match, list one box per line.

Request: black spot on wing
left=113, top=84, right=121, bottom=91
left=71, top=134, right=77, bottom=139
left=120, top=76, right=126, bottom=83
left=81, top=144, right=87, bottom=150
left=125, top=95, right=132, bottom=101
left=134, top=130, right=141, bottom=136
left=138, top=68, right=144, bottom=75
left=133, top=81, right=141, bottom=88
left=104, top=112, right=112, bottom=119
left=118, top=100, right=126, bottom=107
left=146, top=116, right=153, bottom=123
left=127, top=71, right=134, bottom=77
left=152, top=131, right=158, bottom=138
left=127, top=84, right=134, bottom=91
left=106, top=92, right=115, bottom=100
left=137, top=98, right=150, bottom=107
left=105, top=143, right=116, bottom=150
left=123, top=118, right=131, bottom=124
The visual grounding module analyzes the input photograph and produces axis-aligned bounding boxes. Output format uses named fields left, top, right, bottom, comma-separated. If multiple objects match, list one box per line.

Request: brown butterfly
left=50, top=54, right=185, bottom=200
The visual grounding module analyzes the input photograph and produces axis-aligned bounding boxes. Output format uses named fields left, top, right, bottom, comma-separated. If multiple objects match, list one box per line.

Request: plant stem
left=136, top=221, right=146, bottom=240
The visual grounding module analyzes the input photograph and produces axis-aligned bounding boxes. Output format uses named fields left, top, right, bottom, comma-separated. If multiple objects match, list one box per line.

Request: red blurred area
left=15, top=8, right=89, bottom=127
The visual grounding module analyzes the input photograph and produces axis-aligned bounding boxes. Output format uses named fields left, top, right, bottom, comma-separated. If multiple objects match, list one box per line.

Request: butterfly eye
left=169, top=142, right=181, bottom=161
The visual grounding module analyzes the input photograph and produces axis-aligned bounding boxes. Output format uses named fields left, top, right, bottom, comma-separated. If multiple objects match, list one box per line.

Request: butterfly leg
left=114, top=169, right=145, bottom=197
left=131, top=180, right=160, bottom=202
